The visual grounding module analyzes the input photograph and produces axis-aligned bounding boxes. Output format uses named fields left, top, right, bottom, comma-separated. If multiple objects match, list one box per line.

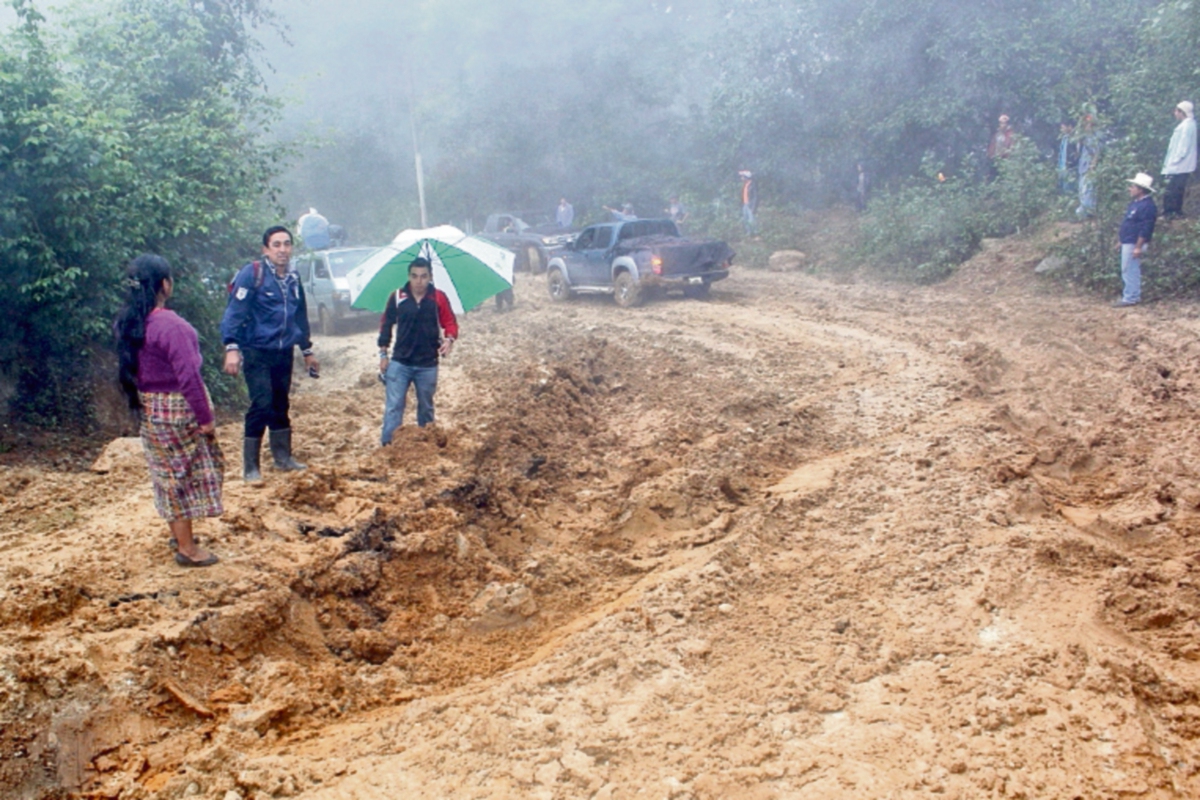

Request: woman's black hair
left=115, top=254, right=172, bottom=410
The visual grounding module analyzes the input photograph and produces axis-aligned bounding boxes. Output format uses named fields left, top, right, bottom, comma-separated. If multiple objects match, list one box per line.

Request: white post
left=407, top=68, right=427, bottom=228
left=412, top=126, right=427, bottom=229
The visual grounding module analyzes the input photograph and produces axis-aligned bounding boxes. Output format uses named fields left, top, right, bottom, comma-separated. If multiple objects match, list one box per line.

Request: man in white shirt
left=556, top=198, right=574, bottom=228
left=1162, top=100, right=1197, bottom=218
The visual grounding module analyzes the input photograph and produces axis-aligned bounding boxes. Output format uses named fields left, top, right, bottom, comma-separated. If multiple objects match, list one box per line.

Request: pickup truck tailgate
left=624, top=236, right=735, bottom=276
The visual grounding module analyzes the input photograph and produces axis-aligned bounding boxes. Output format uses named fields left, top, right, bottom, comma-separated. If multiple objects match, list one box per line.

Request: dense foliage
left=0, top=0, right=285, bottom=427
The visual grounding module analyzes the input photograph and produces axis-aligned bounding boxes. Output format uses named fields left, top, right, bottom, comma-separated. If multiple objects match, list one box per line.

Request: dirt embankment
left=4, top=236, right=1200, bottom=799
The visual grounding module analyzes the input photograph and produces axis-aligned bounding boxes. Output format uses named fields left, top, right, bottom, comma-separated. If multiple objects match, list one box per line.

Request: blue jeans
left=1077, top=174, right=1095, bottom=218
left=1120, top=243, right=1143, bottom=304
left=381, top=362, right=438, bottom=444
left=742, top=204, right=756, bottom=235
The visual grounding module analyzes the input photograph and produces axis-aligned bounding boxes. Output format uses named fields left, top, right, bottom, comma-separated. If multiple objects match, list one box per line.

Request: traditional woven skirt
left=139, top=392, right=225, bottom=521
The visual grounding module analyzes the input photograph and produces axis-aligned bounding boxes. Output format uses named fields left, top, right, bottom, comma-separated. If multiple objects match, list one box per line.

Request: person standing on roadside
left=116, top=255, right=222, bottom=568
left=221, top=226, right=319, bottom=481
left=1162, top=100, right=1197, bottom=219
left=1057, top=122, right=1078, bottom=195
left=378, top=257, right=459, bottom=444
left=1114, top=172, right=1158, bottom=308
left=739, top=170, right=758, bottom=235
left=854, top=163, right=870, bottom=212
left=986, top=114, right=1015, bottom=180
left=1076, top=114, right=1101, bottom=219
left=556, top=197, right=574, bottom=229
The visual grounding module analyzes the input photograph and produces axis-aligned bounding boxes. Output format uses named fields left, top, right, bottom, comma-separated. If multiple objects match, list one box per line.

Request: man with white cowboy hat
left=1114, top=172, right=1158, bottom=307
left=1162, top=101, right=1196, bottom=218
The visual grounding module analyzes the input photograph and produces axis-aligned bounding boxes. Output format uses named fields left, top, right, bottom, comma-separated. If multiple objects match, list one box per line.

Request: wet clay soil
left=4, top=237, right=1200, bottom=799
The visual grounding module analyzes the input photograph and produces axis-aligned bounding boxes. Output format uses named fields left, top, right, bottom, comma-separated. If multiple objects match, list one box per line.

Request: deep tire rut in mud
left=4, top=252, right=1200, bottom=798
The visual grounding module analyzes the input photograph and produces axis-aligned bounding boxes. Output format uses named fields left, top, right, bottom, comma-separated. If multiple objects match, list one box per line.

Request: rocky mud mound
left=4, top=254, right=1200, bottom=798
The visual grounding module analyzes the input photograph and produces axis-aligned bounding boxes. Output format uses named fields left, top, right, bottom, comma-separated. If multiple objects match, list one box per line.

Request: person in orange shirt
left=739, top=170, right=758, bottom=235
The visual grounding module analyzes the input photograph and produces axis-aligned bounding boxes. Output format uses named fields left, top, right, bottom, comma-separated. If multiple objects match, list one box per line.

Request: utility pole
left=406, top=67, right=428, bottom=228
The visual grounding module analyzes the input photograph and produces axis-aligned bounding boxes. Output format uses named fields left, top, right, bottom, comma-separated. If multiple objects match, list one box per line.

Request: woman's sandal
left=174, top=551, right=219, bottom=568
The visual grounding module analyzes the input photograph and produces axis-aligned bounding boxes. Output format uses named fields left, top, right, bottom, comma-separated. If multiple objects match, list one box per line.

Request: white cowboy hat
left=1126, top=172, right=1155, bottom=192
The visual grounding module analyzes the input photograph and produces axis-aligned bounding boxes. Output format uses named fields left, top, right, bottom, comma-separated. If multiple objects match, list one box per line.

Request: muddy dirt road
left=4, top=240, right=1200, bottom=799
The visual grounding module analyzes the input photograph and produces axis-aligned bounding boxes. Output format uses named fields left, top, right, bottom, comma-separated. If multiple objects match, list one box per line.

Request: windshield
left=326, top=248, right=377, bottom=278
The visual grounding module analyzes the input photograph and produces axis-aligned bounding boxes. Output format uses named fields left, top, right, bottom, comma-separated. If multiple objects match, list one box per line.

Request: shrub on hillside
left=850, top=145, right=1059, bottom=282
left=851, top=156, right=981, bottom=282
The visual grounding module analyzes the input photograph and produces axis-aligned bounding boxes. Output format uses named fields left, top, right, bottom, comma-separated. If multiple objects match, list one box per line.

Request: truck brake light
left=651, top=256, right=663, bottom=275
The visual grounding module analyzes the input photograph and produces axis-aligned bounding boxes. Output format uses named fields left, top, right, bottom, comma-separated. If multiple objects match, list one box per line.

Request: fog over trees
left=266, top=0, right=724, bottom=239
left=270, top=0, right=1191, bottom=238
left=0, top=0, right=1197, bottom=426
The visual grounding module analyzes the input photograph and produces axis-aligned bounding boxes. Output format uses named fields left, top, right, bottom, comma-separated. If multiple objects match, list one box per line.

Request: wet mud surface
left=5, top=238, right=1200, bottom=798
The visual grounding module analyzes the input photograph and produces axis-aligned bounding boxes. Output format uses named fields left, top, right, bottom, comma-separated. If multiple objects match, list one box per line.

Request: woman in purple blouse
left=115, top=255, right=223, bottom=567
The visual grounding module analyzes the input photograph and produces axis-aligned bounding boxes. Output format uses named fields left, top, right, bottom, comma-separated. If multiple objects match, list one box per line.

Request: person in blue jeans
left=377, top=257, right=459, bottom=443
left=1114, top=172, right=1158, bottom=307
left=1076, top=115, right=1100, bottom=218
left=739, top=170, right=758, bottom=235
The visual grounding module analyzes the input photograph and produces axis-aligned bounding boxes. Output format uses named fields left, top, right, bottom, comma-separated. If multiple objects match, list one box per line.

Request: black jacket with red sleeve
left=377, top=283, right=459, bottom=368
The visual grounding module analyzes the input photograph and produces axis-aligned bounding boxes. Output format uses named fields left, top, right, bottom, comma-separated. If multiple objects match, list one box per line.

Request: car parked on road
left=545, top=219, right=733, bottom=308
left=296, top=247, right=379, bottom=335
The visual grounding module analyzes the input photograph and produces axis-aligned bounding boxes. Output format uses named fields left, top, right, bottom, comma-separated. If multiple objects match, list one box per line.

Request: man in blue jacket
left=221, top=226, right=320, bottom=480
left=1114, top=172, right=1158, bottom=308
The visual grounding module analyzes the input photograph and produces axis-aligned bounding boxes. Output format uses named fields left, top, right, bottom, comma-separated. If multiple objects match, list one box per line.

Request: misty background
left=264, top=0, right=725, bottom=242
left=264, top=0, right=1185, bottom=244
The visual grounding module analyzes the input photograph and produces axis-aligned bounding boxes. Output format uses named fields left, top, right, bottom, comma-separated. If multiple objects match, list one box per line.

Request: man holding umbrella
left=378, top=257, right=459, bottom=443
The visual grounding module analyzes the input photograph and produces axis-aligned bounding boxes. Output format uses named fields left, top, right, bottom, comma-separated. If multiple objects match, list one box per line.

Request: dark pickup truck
left=545, top=219, right=733, bottom=307
left=478, top=213, right=553, bottom=274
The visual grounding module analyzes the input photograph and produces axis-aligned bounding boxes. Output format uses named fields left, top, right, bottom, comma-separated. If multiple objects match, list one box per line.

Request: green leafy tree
left=0, top=0, right=287, bottom=427
left=703, top=0, right=1155, bottom=202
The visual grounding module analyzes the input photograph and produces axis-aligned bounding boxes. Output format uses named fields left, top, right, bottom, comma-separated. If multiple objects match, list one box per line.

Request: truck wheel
left=547, top=269, right=571, bottom=302
left=613, top=271, right=642, bottom=308
left=525, top=245, right=544, bottom=274
left=683, top=281, right=711, bottom=299
left=319, top=306, right=336, bottom=336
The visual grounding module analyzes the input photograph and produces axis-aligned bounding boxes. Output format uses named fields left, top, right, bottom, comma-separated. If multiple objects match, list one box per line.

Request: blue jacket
left=221, top=261, right=313, bottom=352
left=1119, top=195, right=1157, bottom=245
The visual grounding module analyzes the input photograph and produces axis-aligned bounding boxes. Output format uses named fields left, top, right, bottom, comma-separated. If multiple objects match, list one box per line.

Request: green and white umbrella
left=345, top=225, right=514, bottom=314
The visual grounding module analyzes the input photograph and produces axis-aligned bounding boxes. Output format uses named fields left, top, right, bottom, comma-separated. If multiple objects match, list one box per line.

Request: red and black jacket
left=378, top=283, right=459, bottom=368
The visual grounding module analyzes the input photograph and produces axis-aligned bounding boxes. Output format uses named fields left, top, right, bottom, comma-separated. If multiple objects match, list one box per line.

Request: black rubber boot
left=243, top=437, right=263, bottom=482
left=269, top=428, right=306, bottom=471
